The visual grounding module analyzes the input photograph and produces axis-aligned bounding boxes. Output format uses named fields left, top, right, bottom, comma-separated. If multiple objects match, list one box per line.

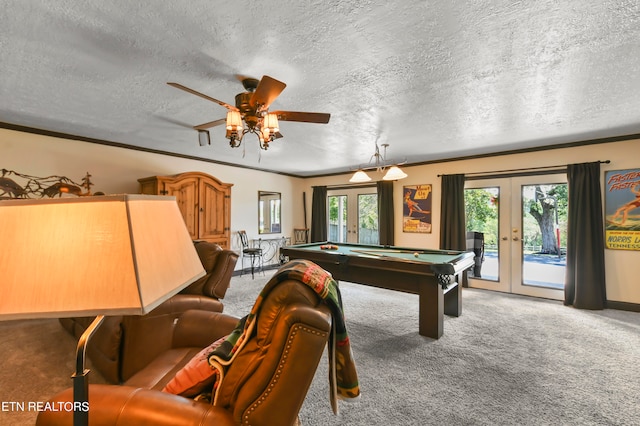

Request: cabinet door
left=199, top=178, right=230, bottom=246
left=164, top=177, right=199, bottom=240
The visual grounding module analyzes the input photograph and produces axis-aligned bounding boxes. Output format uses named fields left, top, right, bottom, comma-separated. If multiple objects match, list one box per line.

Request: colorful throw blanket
left=207, top=259, right=360, bottom=413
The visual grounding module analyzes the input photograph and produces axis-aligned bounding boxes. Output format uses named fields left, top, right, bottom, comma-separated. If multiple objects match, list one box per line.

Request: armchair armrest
left=172, top=309, right=239, bottom=349
left=36, top=385, right=236, bottom=426
left=119, top=296, right=227, bottom=382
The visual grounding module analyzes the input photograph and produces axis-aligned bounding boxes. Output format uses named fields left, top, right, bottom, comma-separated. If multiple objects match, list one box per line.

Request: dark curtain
left=377, top=180, right=395, bottom=246
left=439, top=174, right=466, bottom=251
left=565, top=162, right=607, bottom=309
left=310, top=186, right=327, bottom=242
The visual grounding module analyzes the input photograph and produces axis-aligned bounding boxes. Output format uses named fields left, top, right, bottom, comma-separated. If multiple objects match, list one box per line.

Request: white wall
left=300, top=138, right=640, bottom=305
left=2, top=128, right=638, bottom=304
left=0, top=128, right=303, bottom=257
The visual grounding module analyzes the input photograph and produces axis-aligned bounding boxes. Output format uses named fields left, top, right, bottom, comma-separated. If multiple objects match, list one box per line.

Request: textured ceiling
left=2, top=1, right=640, bottom=176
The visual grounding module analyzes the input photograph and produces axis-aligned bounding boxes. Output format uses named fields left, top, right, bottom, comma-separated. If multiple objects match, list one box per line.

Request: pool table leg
left=418, top=281, right=444, bottom=339
left=444, top=276, right=462, bottom=317
left=418, top=275, right=462, bottom=339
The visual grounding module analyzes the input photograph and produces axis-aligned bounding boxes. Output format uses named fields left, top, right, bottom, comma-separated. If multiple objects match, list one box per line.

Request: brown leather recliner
left=59, top=241, right=239, bottom=383
left=183, top=240, right=239, bottom=302
left=38, top=279, right=333, bottom=426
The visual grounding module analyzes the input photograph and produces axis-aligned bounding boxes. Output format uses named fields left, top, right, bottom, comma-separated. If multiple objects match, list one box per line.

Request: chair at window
left=293, top=228, right=309, bottom=244
left=238, top=230, right=263, bottom=279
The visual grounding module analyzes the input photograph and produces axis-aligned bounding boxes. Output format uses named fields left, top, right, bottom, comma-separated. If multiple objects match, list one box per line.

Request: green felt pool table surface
left=280, top=242, right=475, bottom=339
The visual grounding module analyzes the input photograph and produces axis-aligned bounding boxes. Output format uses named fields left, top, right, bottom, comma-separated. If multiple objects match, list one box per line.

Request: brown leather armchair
left=182, top=240, right=239, bottom=304
left=38, top=279, right=333, bottom=426
left=58, top=241, right=239, bottom=383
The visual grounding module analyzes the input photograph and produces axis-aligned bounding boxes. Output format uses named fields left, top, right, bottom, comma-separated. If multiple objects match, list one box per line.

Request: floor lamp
left=0, top=195, right=205, bottom=426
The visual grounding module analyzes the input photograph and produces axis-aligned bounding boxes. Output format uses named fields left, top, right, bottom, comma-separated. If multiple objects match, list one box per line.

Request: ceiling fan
left=167, top=75, right=330, bottom=150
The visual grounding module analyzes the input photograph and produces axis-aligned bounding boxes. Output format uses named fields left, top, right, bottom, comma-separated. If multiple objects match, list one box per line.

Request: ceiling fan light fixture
left=168, top=76, right=330, bottom=153
left=226, top=111, right=243, bottom=131
left=263, top=113, right=279, bottom=133
left=382, top=165, right=408, bottom=181
left=260, top=128, right=274, bottom=147
left=260, top=112, right=280, bottom=148
left=349, top=170, right=372, bottom=183
left=226, top=111, right=244, bottom=147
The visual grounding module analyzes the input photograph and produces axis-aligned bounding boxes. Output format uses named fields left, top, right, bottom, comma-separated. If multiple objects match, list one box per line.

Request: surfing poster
left=403, top=184, right=432, bottom=233
left=605, top=168, right=640, bottom=250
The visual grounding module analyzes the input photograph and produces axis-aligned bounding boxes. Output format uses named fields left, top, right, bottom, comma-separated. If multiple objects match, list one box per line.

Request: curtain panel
left=565, top=162, right=607, bottom=309
left=377, top=180, right=395, bottom=246
left=439, top=174, right=466, bottom=251
left=310, top=186, right=328, bottom=242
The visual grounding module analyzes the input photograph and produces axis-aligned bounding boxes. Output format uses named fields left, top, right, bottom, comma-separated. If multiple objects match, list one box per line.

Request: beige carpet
left=0, top=318, right=107, bottom=425
left=2, top=271, right=639, bottom=425
left=225, top=273, right=640, bottom=426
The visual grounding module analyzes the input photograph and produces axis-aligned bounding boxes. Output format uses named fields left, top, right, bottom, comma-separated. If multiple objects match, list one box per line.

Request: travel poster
left=403, top=184, right=432, bottom=233
left=604, top=168, right=640, bottom=250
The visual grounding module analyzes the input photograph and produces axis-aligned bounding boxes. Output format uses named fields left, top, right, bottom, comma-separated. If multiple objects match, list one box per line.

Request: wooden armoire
left=138, top=172, right=233, bottom=248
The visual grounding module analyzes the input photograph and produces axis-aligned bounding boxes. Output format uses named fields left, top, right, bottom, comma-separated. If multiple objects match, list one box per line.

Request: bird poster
left=605, top=168, right=640, bottom=250
left=403, top=184, right=432, bottom=233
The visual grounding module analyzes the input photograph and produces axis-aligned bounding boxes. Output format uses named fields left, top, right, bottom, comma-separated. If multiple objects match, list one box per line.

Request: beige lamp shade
left=226, top=110, right=243, bottom=131
left=349, top=170, right=372, bottom=183
left=262, top=113, right=280, bottom=133
left=0, top=195, right=205, bottom=320
left=382, top=166, right=408, bottom=181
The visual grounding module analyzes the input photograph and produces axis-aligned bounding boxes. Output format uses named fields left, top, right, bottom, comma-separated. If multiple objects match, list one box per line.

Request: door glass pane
left=464, top=187, right=499, bottom=281
left=521, top=184, right=567, bottom=289
left=328, top=195, right=347, bottom=242
left=358, top=194, right=378, bottom=244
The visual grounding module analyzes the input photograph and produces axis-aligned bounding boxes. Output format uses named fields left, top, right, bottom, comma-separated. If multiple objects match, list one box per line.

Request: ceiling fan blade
left=271, top=111, right=331, bottom=124
left=167, top=82, right=238, bottom=111
left=250, top=76, right=286, bottom=110
left=193, top=118, right=226, bottom=130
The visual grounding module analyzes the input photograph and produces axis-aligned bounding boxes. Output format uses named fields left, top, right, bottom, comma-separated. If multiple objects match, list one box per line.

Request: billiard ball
left=414, top=252, right=420, bottom=258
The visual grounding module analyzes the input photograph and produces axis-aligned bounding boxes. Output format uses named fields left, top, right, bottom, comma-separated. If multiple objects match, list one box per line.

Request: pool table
left=280, top=242, right=474, bottom=339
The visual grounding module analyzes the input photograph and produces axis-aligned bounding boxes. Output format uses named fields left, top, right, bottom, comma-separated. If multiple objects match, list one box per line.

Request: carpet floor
left=1, top=271, right=639, bottom=425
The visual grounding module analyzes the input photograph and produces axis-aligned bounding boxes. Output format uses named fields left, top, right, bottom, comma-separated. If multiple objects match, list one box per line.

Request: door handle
left=501, top=236, right=508, bottom=241
left=512, top=237, right=519, bottom=241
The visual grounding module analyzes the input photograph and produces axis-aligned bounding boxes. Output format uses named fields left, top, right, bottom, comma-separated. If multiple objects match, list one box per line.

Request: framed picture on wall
left=604, top=168, right=640, bottom=250
left=403, top=184, right=432, bottom=233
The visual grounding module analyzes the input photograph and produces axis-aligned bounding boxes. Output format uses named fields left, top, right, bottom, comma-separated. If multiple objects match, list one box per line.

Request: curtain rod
left=437, top=160, right=610, bottom=178
left=313, top=183, right=377, bottom=190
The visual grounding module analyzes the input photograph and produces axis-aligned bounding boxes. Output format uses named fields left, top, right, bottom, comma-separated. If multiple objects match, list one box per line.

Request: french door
left=328, top=187, right=378, bottom=244
left=465, top=174, right=567, bottom=300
